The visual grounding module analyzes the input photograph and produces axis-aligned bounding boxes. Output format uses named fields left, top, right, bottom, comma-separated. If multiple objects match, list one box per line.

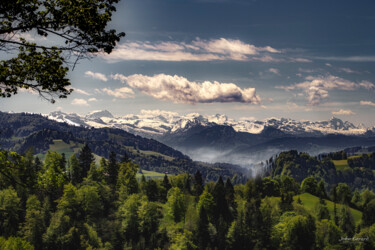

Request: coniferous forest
left=0, top=146, right=375, bottom=249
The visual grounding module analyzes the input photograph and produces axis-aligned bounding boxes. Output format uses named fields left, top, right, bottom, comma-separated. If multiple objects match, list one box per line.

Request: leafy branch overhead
left=0, top=0, right=125, bottom=102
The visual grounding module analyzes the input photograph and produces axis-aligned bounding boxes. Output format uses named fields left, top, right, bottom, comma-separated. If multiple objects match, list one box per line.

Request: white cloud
left=332, top=109, right=356, bottom=115
left=19, top=88, right=38, bottom=95
left=73, top=88, right=91, bottom=96
left=360, top=100, right=375, bottom=107
left=100, top=38, right=280, bottom=62
left=85, top=71, right=108, bottom=82
left=317, top=56, right=375, bottom=62
left=239, top=116, right=256, bottom=121
left=71, top=98, right=89, bottom=106
left=101, top=87, right=134, bottom=99
left=88, top=98, right=98, bottom=102
left=277, top=75, right=375, bottom=105
left=140, top=109, right=179, bottom=118
left=251, top=55, right=282, bottom=62
left=290, top=58, right=312, bottom=63
left=268, top=68, right=279, bottom=74
left=111, top=73, right=261, bottom=104
left=339, top=67, right=359, bottom=74
left=298, top=68, right=317, bottom=73
left=359, top=81, right=375, bottom=91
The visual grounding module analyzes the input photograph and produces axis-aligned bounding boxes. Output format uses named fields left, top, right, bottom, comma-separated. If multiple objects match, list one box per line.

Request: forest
left=0, top=146, right=374, bottom=249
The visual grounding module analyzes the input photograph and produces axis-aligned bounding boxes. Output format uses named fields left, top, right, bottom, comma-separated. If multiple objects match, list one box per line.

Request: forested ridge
left=0, top=112, right=248, bottom=182
left=0, top=146, right=375, bottom=249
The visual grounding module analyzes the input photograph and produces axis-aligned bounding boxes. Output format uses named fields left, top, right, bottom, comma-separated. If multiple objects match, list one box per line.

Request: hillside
left=268, top=150, right=375, bottom=191
left=0, top=112, right=248, bottom=183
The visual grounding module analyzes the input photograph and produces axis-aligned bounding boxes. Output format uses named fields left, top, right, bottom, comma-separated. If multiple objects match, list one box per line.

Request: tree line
left=0, top=146, right=374, bottom=249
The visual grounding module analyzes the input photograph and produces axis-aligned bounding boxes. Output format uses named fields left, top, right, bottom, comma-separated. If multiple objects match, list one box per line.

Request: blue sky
left=2, top=0, right=375, bottom=126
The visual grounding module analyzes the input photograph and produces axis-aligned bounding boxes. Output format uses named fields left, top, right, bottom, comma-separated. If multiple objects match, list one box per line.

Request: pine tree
left=22, top=195, right=45, bottom=249
left=120, top=152, right=130, bottom=163
left=225, top=178, right=235, bottom=208
left=161, top=174, right=172, bottom=202
left=60, top=153, right=67, bottom=171
left=107, top=151, right=118, bottom=187
left=196, top=207, right=210, bottom=249
left=78, top=144, right=94, bottom=181
left=69, top=154, right=82, bottom=185
left=213, top=176, right=230, bottom=249
left=193, top=171, right=204, bottom=197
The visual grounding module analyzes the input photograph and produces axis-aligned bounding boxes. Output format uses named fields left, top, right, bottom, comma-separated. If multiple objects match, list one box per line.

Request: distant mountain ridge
left=43, top=110, right=375, bottom=167
left=46, top=110, right=373, bottom=139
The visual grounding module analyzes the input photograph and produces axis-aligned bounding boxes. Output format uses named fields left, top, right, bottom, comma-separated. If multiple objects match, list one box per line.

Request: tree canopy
left=0, top=0, right=124, bottom=102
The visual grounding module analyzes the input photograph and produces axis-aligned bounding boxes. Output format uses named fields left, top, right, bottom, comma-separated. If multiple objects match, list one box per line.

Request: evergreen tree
left=316, top=203, right=330, bottom=220
left=78, top=144, right=94, bottom=181
left=144, top=179, right=159, bottom=202
left=22, top=195, right=45, bottom=249
left=193, top=171, right=204, bottom=197
left=165, top=187, right=186, bottom=223
left=117, top=162, right=139, bottom=200
left=317, top=180, right=327, bottom=198
left=38, top=151, right=67, bottom=201
left=338, top=206, right=355, bottom=237
left=69, top=154, right=82, bottom=185
left=120, top=152, right=130, bottom=163
left=107, top=151, right=118, bottom=187
left=23, top=148, right=38, bottom=188
left=213, top=177, right=229, bottom=222
left=225, top=178, right=235, bottom=208
left=60, top=153, right=67, bottom=171
left=0, top=187, right=21, bottom=237
left=362, top=199, right=375, bottom=227
left=161, top=174, right=172, bottom=202
left=196, top=207, right=210, bottom=249
left=213, top=176, right=230, bottom=249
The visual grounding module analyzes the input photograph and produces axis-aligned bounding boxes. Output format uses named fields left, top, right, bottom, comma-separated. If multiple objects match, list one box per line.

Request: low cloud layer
left=277, top=75, right=375, bottom=105
left=73, top=88, right=91, bottom=96
left=268, top=68, right=280, bottom=74
left=111, top=73, right=261, bottom=104
left=332, top=109, right=355, bottom=115
left=360, top=100, right=375, bottom=107
left=101, top=87, right=134, bottom=99
left=100, top=38, right=281, bottom=62
left=85, top=71, right=108, bottom=82
left=71, top=98, right=89, bottom=106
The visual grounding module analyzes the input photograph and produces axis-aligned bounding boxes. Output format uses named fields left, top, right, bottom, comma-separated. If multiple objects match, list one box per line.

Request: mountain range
left=46, top=110, right=375, bottom=167
left=47, top=110, right=374, bottom=138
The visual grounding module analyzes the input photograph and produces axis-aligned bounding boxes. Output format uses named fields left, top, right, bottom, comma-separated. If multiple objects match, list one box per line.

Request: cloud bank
left=360, top=101, right=375, bottom=107
left=100, top=38, right=281, bottom=62
left=85, top=71, right=108, bottom=82
left=277, top=75, right=375, bottom=105
left=101, top=87, right=134, bottom=99
left=332, top=109, right=356, bottom=115
left=111, top=73, right=261, bottom=104
left=71, top=98, right=89, bottom=106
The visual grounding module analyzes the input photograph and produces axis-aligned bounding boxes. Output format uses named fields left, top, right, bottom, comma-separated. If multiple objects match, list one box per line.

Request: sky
left=1, top=0, right=375, bottom=126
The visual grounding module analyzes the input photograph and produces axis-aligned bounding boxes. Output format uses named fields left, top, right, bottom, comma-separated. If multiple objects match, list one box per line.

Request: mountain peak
left=86, top=110, right=114, bottom=119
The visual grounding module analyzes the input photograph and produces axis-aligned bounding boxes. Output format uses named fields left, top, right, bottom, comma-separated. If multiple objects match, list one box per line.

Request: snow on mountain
left=85, top=110, right=114, bottom=119
left=46, top=110, right=369, bottom=138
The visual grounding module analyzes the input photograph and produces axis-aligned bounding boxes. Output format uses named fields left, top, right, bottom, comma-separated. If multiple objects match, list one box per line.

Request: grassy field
left=136, top=169, right=171, bottom=180
left=295, top=193, right=362, bottom=225
left=35, top=139, right=102, bottom=163
left=124, top=146, right=175, bottom=162
left=264, top=193, right=362, bottom=225
left=332, top=159, right=351, bottom=171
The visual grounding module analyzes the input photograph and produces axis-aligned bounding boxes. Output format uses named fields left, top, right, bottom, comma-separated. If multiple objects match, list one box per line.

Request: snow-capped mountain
left=46, top=110, right=371, bottom=138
